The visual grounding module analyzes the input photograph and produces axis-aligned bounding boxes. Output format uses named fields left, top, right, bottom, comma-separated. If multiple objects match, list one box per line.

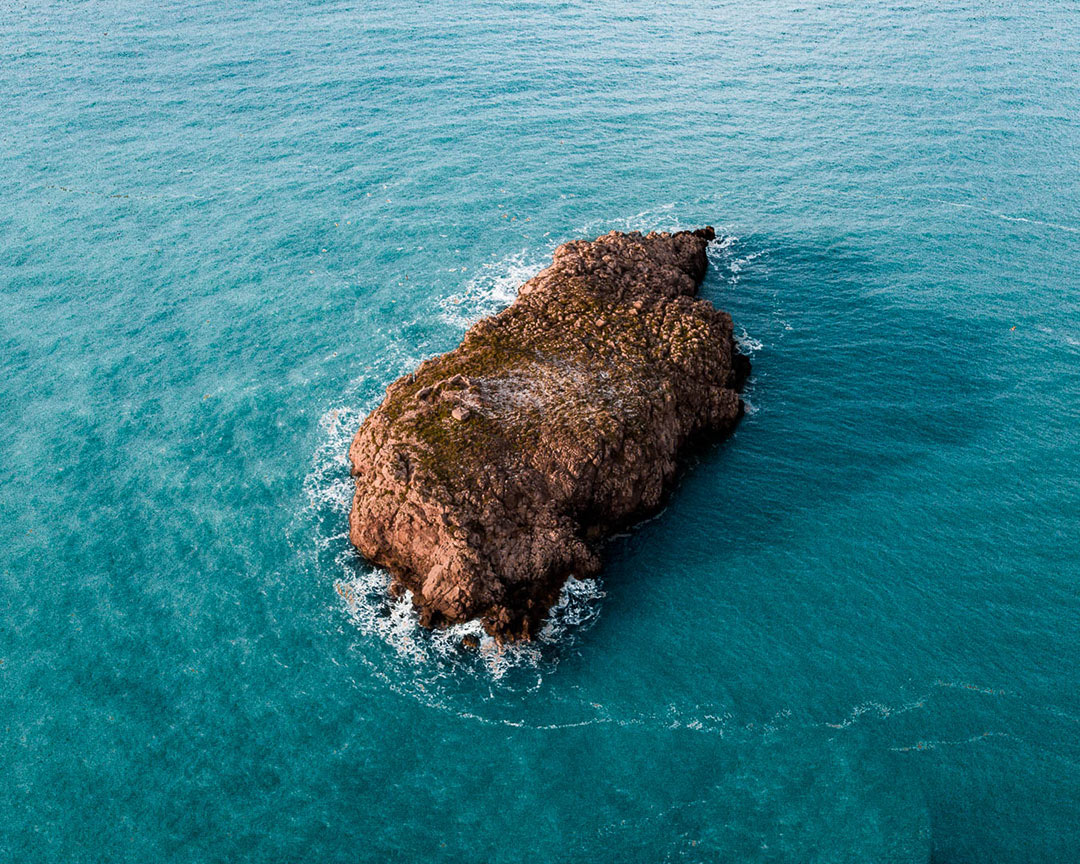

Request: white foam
left=736, top=326, right=764, bottom=355
left=577, top=202, right=681, bottom=236
left=331, top=556, right=606, bottom=684
left=439, top=210, right=750, bottom=336
left=706, top=234, right=770, bottom=288
left=439, top=250, right=544, bottom=329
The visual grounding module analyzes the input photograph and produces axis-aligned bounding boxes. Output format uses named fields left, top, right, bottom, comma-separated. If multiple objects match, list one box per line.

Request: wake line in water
left=824, top=679, right=1013, bottom=732
left=839, top=187, right=1080, bottom=235
left=934, top=200, right=1080, bottom=234
left=828, top=188, right=1080, bottom=235
left=352, top=665, right=1025, bottom=758
left=891, top=731, right=1016, bottom=753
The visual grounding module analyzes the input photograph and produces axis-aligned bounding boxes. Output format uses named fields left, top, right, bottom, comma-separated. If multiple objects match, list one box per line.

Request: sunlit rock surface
left=349, top=228, right=749, bottom=640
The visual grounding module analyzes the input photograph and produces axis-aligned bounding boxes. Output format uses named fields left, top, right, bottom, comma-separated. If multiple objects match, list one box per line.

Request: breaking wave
left=439, top=250, right=545, bottom=329
left=302, top=367, right=607, bottom=691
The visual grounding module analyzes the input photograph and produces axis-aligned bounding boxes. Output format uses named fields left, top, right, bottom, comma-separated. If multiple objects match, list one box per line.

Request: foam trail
left=891, top=731, right=1015, bottom=753
left=935, top=200, right=1080, bottom=234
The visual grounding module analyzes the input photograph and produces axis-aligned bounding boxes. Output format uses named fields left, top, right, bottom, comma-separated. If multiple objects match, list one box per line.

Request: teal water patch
left=2, top=1, right=1079, bottom=860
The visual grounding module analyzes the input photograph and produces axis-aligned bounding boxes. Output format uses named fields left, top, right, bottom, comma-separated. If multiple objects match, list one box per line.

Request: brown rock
left=348, top=227, right=749, bottom=641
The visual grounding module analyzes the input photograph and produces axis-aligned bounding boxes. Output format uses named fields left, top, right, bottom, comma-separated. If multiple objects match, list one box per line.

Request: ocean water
left=2, top=0, right=1079, bottom=860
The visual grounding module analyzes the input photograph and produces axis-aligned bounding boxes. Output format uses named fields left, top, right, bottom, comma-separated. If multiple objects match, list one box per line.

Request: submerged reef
left=349, top=228, right=749, bottom=641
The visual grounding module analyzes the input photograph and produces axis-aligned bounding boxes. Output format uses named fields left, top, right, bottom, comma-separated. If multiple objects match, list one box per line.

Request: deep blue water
left=3, top=1, right=1080, bottom=860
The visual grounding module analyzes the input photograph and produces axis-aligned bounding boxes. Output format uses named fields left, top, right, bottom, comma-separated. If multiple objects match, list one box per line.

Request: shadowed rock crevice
left=349, top=227, right=749, bottom=641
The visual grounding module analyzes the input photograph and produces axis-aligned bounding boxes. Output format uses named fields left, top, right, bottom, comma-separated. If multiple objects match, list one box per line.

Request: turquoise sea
left=3, top=1, right=1079, bottom=860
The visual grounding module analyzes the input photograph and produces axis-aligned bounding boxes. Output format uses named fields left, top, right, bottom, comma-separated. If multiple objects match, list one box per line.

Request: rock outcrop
left=349, top=227, right=749, bottom=641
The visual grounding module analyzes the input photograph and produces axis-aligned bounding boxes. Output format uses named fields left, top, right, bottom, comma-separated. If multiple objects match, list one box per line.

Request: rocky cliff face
left=348, top=228, right=749, bottom=641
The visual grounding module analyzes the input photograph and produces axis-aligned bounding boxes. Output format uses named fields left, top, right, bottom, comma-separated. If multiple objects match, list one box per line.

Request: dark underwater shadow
left=611, top=228, right=1002, bottom=560
left=582, top=229, right=1022, bottom=863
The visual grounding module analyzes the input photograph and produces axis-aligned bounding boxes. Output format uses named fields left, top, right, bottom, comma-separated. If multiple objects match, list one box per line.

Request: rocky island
left=349, top=228, right=750, bottom=641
